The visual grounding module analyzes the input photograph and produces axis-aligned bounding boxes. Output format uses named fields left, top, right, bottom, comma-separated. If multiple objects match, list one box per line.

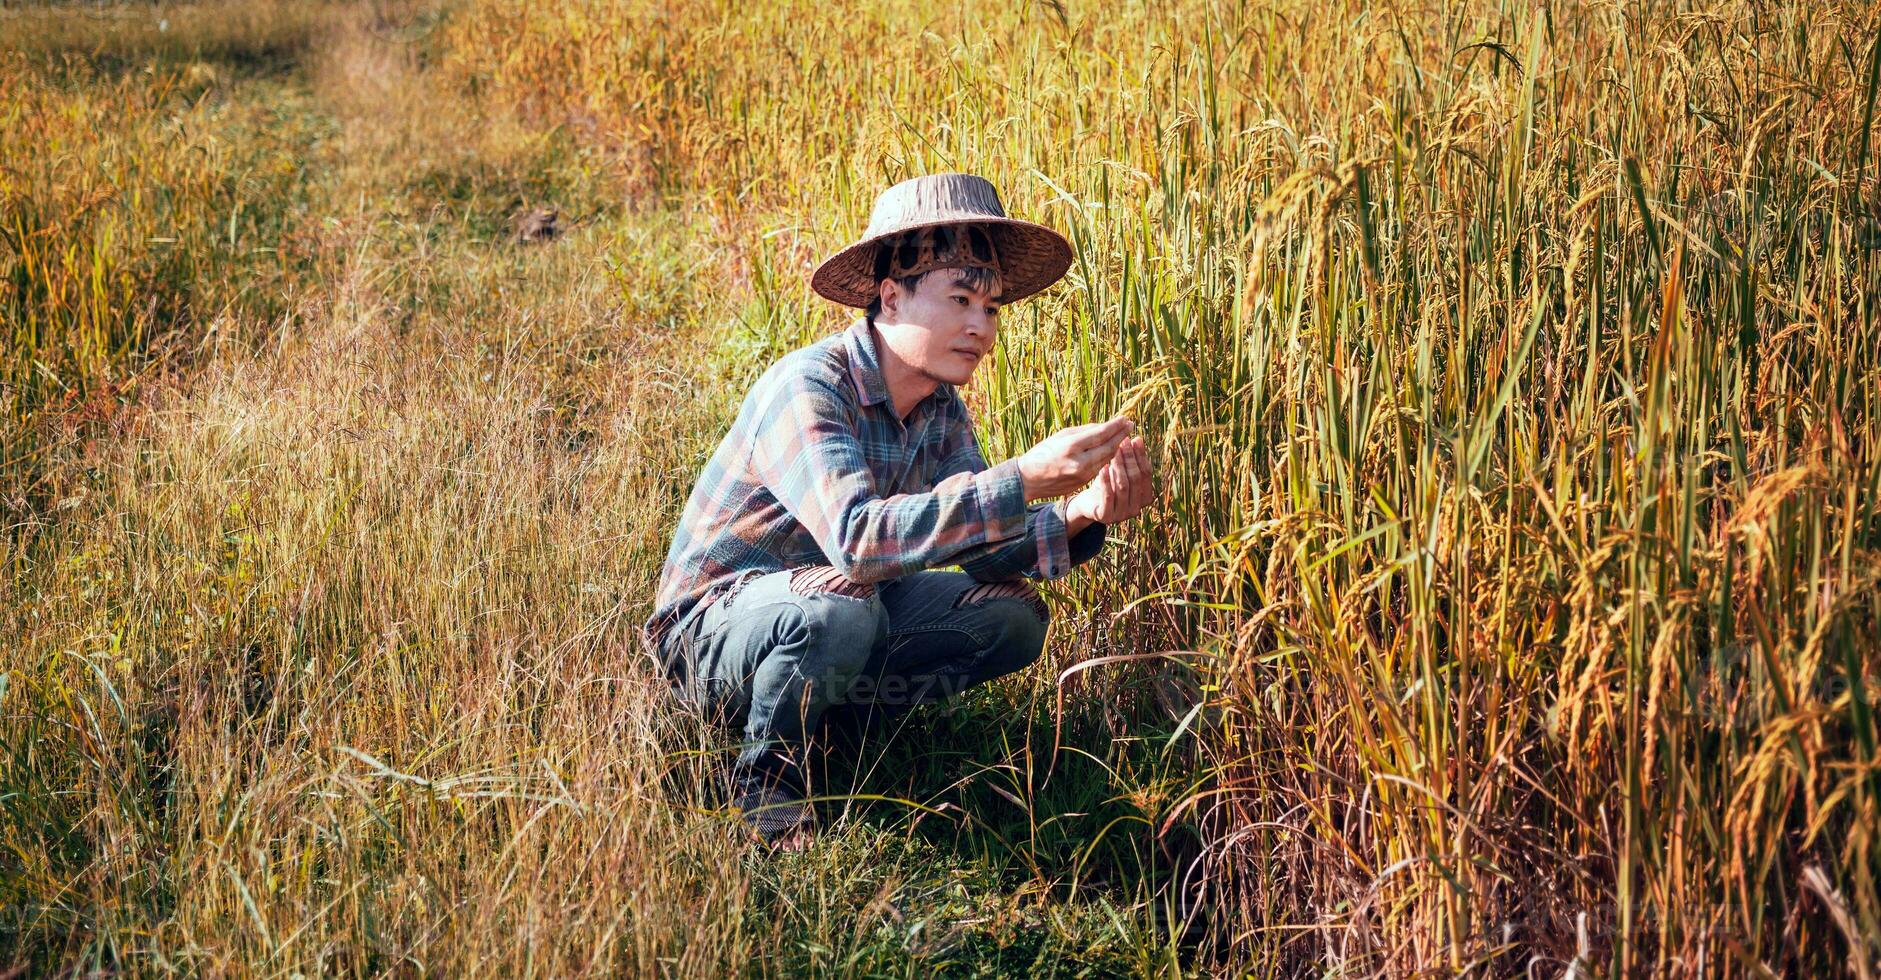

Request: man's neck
left=869, top=321, right=941, bottom=421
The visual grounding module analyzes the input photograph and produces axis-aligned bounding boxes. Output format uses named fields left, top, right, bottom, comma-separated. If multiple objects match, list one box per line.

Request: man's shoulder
left=750, top=331, right=852, bottom=400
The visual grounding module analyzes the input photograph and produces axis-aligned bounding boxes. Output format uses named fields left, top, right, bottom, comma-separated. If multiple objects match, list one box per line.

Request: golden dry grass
left=4, top=0, right=1879, bottom=975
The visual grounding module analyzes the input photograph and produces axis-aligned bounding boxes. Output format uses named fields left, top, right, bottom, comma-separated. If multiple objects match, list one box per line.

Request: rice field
left=3, top=0, right=1878, bottom=975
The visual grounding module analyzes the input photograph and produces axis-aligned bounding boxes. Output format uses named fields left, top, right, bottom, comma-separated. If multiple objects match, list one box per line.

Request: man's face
left=876, top=267, right=1003, bottom=387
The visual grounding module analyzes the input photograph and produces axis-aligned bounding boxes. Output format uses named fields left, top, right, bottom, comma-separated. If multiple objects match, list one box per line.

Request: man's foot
left=731, top=749, right=816, bottom=850
left=762, top=820, right=816, bottom=853
left=735, top=780, right=817, bottom=849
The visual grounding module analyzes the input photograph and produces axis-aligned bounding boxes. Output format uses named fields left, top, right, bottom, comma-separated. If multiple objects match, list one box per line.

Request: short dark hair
left=864, top=265, right=1004, bottom=322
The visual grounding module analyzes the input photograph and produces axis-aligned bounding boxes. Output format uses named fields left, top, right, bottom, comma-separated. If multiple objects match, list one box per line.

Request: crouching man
left=641, top=173, right=1154, bottom=850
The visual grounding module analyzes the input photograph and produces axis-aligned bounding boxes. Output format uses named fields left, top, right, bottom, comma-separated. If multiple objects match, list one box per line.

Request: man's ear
left=877, top=278, right=900, bottom=319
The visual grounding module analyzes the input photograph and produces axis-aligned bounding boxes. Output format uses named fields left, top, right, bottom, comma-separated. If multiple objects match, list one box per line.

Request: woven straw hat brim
left=811, top=214, right=1073, bottom=309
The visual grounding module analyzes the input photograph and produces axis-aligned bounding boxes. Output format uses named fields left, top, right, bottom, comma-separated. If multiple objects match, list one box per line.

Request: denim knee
left=963, top=586, right=1049, bottom=676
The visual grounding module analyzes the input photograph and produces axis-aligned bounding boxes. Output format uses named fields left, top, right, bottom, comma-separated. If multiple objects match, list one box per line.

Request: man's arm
left=933, top=421, right=1107, bottom=583
left=751, top=371, right=1032, bottom=583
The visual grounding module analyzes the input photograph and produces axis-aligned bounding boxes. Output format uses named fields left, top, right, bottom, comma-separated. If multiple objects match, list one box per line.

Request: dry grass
left=4, top=0, right=1879, bottom=975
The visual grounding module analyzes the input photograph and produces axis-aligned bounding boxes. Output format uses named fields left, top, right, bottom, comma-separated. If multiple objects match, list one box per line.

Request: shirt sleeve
left=931, top=408, right=1108, bottom=583
left=749, top=370, right=1032, bottom=583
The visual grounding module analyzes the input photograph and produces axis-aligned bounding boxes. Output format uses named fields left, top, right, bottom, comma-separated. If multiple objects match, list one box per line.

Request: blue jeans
left=658, top=567, right=1051, bottom=778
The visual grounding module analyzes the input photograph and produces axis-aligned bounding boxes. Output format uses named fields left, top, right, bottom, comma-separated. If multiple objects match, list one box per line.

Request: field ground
left=4, top=0, right=1880, bottom=976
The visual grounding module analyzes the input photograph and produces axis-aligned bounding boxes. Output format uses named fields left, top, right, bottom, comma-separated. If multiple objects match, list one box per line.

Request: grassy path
left=5, top=7, right=1197, bottom=976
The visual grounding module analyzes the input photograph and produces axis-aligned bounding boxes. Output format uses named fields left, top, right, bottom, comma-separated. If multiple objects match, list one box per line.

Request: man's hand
left=1015, top=416, right=1135, bottom=502
left=1066, top=434, right=1153, bottom=526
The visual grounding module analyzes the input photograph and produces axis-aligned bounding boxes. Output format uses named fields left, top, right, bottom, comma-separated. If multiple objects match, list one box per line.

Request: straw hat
left=810, top=173, right=1073, bottom=308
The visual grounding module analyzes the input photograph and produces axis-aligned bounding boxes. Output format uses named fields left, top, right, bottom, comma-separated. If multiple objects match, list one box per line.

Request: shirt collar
left=844, top=317, right=954, bottom=411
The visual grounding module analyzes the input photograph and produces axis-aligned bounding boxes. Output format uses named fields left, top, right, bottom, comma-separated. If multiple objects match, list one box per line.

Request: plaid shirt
left=642, top=317, right=1106, bottom=659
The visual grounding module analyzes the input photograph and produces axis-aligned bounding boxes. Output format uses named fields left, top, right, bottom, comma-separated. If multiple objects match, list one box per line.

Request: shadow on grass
left=798, top=681, right=1222, bottom=962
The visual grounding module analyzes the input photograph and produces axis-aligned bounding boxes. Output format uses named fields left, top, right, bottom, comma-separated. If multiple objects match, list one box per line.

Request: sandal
left=730, top=750, right=816, bottom=846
